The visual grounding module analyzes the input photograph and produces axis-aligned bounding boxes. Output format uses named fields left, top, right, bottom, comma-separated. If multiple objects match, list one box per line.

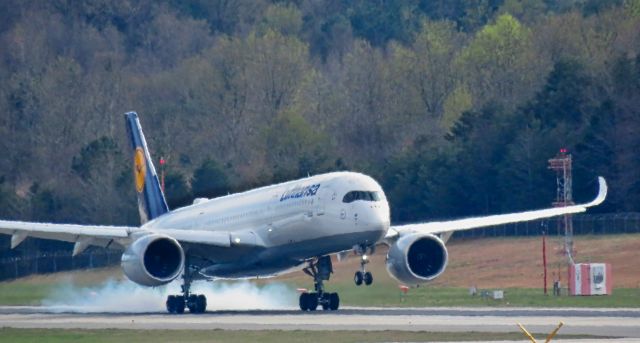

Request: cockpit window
left=342, top=191, right=381, bottom=203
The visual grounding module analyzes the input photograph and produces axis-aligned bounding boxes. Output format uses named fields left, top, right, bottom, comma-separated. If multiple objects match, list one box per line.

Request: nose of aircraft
left=358, top=198, right=390, bottom=240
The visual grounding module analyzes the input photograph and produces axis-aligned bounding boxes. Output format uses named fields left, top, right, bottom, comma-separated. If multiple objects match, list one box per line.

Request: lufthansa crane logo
left=134, top=148, right=146, bottom=193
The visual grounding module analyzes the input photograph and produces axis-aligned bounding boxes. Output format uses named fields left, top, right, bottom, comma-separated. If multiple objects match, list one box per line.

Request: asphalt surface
left=1, top=306, right=639, bottom=339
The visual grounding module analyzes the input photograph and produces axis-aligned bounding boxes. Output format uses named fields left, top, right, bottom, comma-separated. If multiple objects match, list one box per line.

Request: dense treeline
left=0, top=0, right=639, bottom=233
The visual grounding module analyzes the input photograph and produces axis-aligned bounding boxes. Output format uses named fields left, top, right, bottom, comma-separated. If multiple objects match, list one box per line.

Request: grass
left=328, top=285, right=640, bottom=308
left=0, top=328, right=598, bottom=343
left=0, top=268, right=123, bottom=306
left=1, top=273, right=638, bottom=308
left=0, top=283, right=53, bottom=306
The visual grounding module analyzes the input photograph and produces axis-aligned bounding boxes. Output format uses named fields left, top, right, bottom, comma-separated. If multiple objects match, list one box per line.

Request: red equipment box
left=569, top=263, right=612, bottom=296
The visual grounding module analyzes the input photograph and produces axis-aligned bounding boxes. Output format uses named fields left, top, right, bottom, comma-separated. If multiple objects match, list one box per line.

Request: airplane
left=0, top=112, right=607, bottom=314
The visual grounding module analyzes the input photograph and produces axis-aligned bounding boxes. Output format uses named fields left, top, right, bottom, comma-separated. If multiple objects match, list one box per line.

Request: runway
left=1, top=306, right=639, bottom=339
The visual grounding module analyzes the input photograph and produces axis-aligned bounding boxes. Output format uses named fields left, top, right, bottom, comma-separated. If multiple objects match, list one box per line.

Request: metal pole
left=160, top=157, right=166, bottom=193
left=517, top=323, right=538, bottom=343
left=543, top=229, right=548, bottom=295
left=545, top=322, right=564, bottom=343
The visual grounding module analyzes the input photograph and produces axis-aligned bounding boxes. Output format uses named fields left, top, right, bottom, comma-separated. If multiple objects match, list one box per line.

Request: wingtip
left=589, top=176, right=607, bottom=207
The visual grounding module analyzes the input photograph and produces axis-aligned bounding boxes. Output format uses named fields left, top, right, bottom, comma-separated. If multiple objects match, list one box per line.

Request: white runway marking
left=0, top=306, right=638, bottom=339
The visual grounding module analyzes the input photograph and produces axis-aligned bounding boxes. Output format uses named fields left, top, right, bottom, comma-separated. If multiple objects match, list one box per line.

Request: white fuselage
left=143, top=172, right=390, bottom=278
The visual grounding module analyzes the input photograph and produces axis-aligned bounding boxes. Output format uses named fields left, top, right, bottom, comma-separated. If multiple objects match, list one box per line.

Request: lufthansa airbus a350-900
left=0, top=112, right=607, bottom=313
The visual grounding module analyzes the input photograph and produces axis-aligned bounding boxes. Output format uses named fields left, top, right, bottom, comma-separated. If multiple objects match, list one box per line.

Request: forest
left=0, top=0, right=639, bottom=234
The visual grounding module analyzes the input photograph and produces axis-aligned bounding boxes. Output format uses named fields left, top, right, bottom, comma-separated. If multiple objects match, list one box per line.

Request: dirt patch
left=278, top=234, right=640, bottom=289
left=436, top=234, right=640, bottom=288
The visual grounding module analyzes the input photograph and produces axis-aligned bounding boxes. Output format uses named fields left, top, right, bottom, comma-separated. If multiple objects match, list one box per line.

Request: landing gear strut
left=299, top=256, right=340, bottom=311
left=354, top=245, right=373, bottom=286
left=166, top=265, right=207, bottom=314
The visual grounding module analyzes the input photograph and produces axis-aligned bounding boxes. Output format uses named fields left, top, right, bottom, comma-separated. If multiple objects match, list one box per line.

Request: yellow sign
left=134, top=148, right=146, bottom=193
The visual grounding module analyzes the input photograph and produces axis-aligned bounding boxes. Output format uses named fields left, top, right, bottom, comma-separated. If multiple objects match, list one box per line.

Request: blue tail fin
left=124, top=112, right=169, bottom=224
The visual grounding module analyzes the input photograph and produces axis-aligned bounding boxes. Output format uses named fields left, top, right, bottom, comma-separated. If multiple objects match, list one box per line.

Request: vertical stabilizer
left=124, top=112, right=169, bottom=224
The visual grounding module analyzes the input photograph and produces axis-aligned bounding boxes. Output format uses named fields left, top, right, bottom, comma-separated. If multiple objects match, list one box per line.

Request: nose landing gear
left=354, top=245, right=374, bottom=286
left=299, top=255, right=340, bottom=311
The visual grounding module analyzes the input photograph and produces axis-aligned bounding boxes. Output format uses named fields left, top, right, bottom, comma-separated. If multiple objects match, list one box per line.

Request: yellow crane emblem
left=134, top=148, right=146, bottom=193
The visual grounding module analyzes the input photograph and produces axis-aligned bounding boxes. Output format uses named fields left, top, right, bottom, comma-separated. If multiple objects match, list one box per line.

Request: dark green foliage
left=164, top=172, right=192, bottom=209
left=383, top=141, right=466, bottom=222
left=527, top=59, right=591, bottom=127
left=417, top=0, right=503, bottom=31
left=348, top=0, right=420, bottom=46
left=582, top=0, right=624, bottom=16
left=445, top=104, right=518, bottom=214
left=72, top=137, right=119, bottom=180
left=192, top=159, right=229, bottom=199
left=28, top=183, right=62, bottom=222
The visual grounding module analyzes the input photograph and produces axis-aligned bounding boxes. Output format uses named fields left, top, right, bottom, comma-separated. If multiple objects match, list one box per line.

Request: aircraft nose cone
left=362, top=201, right=390, bottom=240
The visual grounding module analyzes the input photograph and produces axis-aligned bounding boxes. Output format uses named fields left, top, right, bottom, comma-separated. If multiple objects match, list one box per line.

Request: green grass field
left=0, top=282, right=52, bottom=306
left=330, top=285, right=640, bottom=308
left=1, top=274, right=638, bottom=308
left=0, top=328, right=598, bottom=343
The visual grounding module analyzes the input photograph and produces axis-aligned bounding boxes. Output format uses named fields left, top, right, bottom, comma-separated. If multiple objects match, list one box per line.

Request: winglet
left=585, top=176, right=607, bottom=208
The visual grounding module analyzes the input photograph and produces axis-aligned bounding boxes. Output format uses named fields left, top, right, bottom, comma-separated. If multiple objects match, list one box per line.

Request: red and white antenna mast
left=548, top=148, right=575, bottom=265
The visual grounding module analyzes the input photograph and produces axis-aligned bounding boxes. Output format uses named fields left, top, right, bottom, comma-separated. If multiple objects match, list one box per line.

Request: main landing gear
left=299, top=256, right=340, bottom=311
left=354, top=245, right=373, bottom=286
left=166, top=266, right=207, bottom=314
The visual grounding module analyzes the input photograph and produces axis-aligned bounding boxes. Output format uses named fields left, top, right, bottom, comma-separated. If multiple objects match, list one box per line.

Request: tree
left=525, top=59, right=592, bottom=128
left=164, top=172, right=192, bottom=209
left=348, top=0, right=420, bottom=47
left=72, top=137, right=119, bottom=180
left=392, top=20, right=463, bottom=120
left=458, top=14, right=540, bottom=109
left=335, top=40, right=394, bottom=165
left=263, top=109, right=331, bottom=182
left=258, top=3, right=303, bottom=36
left=446, top=104, right=517, bottom=214
left=192, top=159, right=229, bottom=199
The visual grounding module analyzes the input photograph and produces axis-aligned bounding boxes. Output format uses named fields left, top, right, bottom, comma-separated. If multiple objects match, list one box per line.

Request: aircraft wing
left=0, top=220, right=260, bottom=255
left=0, top=220, right=134, bottom=254
left=386, top=176, right=607, bottom=241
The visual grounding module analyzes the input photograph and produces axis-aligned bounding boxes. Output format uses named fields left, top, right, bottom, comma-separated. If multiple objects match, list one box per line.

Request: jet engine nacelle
left=386, top=233, right=448, bottom=285
left=121, top=234, right=185, bottom=286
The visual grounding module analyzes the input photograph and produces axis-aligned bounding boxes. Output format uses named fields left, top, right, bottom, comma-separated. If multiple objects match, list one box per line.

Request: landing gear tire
left=197, top=294, right=207, bottom=313
left=299, top=292, right=318, bottom=311
left=329, top=292, right=340, bottom=310
left=364, top=271, right=373, bottom=286
left=354, top=271, right=364, bottom=286
left=307, top=294, right=318, bottom=311
left=174, top=295, right=185, bottom=314
left=320, top=292, right=339, bottom=311
left=299, top=293, right=309, bottom=311
left=166, top=295, right=177, bottom=313
left=186, top=294, right=207, bottom=313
